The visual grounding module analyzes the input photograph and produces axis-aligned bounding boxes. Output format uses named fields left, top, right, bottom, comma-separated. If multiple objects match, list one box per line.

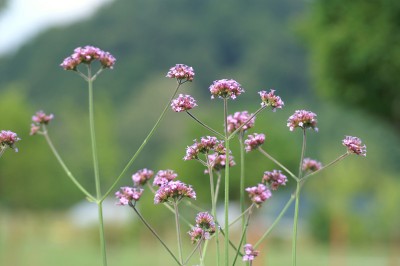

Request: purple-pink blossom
left=227, top=111, right=255, bottom=134
left=0, top=130, right=20, bottom=152
left=171, top=94, right=197, bottom=112
left=243, top=243, right=259, bottom=262
left=206, top=152, right=235, bottom=172
left=342, top=136, right=367, bottom=156
left=188, top=212, right=216, bottom=243
left=209, top=79, right=244, bottom=100
left=287, top=110, right=318, bottom=132
left=258, top=89, right=284, bottom=111
left=153, top=169, right=178, bottom=186
left=32, top=111, right=54, bottom=125
left=154, top=180, right=196, bottom=204
left=183, top=136, right=223, bottom=160
left=166, top=64, right=195, bottom=82
left=60, top=45, right=116, bottom=70
left=132, top=168, right=154, bottom=186
left=302, top=158, right=322, bottom=172
left=245, top=183, right=272, bottom=207
left=244, top=133, right=265, bottom=152
left=262, top=170, right=288, bottom=190
left=115, top=187, right=144, bottom=205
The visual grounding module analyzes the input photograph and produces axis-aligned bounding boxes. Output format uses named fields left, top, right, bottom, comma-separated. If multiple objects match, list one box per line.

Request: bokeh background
left=0, top=0, right=399, bottom=265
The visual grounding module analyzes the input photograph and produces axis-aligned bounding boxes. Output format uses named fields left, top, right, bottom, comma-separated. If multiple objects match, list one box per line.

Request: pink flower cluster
left=226, top=111, right=255, bottom=134
left=60, top=45, right=116, bottom=70
left=184, top=136, right=224, bottom=161
left=243, top=243, right=259, bottom=262
left=209, top=79, right=244, bottom=100
left=262, top=170, right=288, bottom=190
left=166, top=64, right=195, bottom=82
left=132, top=168, right=154, bottom=186
left=302, top=158, right=322, bottom=172
left=245, top=183, right=272, bottom=207
left=171, top=94, right=197, bottom=112
left=30, top=111, right=54, bottom=135
left=342, top=136, right=367, bottom=156
left=244, top=133, right=265, bottom=152
left=188, top=212, right=216, bottom=243
left=154, top=180, right=196, bottom=204
left=207, top=153, right=236, bottom=173
left=258, top=89, right=284, bottom=111
left=287, top=110, right=318, bottom=132
left=115, top=187, right=144, bottom=206
left=153, top=169, right=178, bottom=186
left=0, top=130, right=20, bottom=152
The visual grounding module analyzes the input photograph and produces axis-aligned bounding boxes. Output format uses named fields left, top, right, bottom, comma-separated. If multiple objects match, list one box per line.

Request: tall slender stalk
left=238, top=132, right=246, bottom=239
left=223, top=98, right=230, bottom=266
left=174, top=201, right=184, bottom=265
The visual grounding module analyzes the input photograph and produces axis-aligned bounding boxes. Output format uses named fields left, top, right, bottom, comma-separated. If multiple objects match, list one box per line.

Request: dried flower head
left=227, top=111, right=255, bottom=134
left=132, top=168, right=154, bottom=186
left=262, top=170, right=288, bottom=190
left=171, top=94, right=197, bottom=112
left=60, top=45, right=116, bottom=70
left=258, top=89, right=284, bottom=111
left=153, top=169, right=178, bottom=186
left=243, top=244, right=260, bottom=262
left=302, top=158, right=322, bottom=172
left=32, top=111, right=54, bottom=125
left=0, top=130, right=20, bottom=152
left=244, top=133, right=265, bottom=152
left=209, top=79, right=244, bottom=100
left=154, top=180, right=196, bottom=204
left=115, top=187, right=144, bottom=206
left=342, top=136, right=367, bottom=156
left=287, top=110, right=318, bottom=132
left=166, top=64, right=195, bottom=82
left=245, top=183, right=272, bottom=207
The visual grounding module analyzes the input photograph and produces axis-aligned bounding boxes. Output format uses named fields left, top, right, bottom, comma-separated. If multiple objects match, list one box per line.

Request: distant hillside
left=0, top=0, right=309, bottom=109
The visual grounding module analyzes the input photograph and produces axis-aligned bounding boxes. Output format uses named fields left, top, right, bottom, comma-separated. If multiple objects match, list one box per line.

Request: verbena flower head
left=154, top=180, right=196, bottom=204
left=153, top=169, right=178, bottom=186
left=227, top=111, right=255, bottom=134
left=0, top=130, right=20, bottom=152
left=287, top=110, right=318, bottom=132
left=258, top=89, right=284, bottom=111
left=244, top=133, right=265, bottom=152
left=32, top=111, right=54, bottom=125
left=243, top=244, right=259, bottom=262
left=60, top=45, right=116, bottom=70
left=262, top=170, right=288, bottom=190
left=166, top=64, right=195, bottom=82
left=302, top=158, right=322, bottom=172
left=206, top=152, right=235, bottom=173
left=183, top=136, right=222, bottom=160
left=189, top=212, right=216, bottom=243
left=245, top=183, right=272, bottom=207
left=342, top=136, right=367, bottom=156
left=171, top=94, right=197, bottom=112
left=115, top=187, right=144, bottom=206
left=209, top=79, right=244, bottom=100
left=132, top=168, right=154, bottom=186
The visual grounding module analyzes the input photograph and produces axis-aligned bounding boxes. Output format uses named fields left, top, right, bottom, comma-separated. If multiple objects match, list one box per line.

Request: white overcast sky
left=0, top=0, right=113, bottom=56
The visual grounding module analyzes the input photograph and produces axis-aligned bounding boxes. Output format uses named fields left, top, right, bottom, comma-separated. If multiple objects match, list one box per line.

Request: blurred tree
left=302, top=0, right=400, bottom=132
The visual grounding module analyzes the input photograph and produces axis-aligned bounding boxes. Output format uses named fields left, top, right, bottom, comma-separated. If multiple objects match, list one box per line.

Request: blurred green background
left=0, top=0, right=399, bottom=265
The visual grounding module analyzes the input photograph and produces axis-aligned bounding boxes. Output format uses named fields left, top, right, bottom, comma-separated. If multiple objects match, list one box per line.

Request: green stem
left=238, top=132, right=246, bottom=239
left=87, top=65, right=107, bottom=266
left=228, top=106, right=266, bottom=141
left=301, top=153, right=349, bottom=182
left=223, top=98, right=230, bottom=266
left=42, top=128, right=95, bottom=201
left=129, top=202, right=181, bottom=265
left=101, top=83, right=181, bottom=201
left=174, top=201, right=183, bottom=264
left=232, top=206, right=252, bottom=265
left=0, top=147, right=7, bottom=158
left=292, top=181, right=301, bottom=266
left=254, top=194, right=295, bottom=248
left=258, top=147, right=298, bottom=181
left=185, top=239, right=204, bottom=266
left=186, top=111, right=224, bottom=139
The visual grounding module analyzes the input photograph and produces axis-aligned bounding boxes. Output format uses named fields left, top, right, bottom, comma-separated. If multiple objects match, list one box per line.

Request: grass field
left=0, top=211, right=398, bottom=266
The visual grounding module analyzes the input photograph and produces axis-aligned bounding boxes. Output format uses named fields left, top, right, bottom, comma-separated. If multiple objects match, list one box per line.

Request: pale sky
left=0, top=0, right=113, bottom=56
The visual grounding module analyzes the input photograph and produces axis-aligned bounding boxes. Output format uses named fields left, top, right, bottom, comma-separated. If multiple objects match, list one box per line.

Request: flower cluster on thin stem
left=60, top=45, right=116, bottom=71
left=209, top=79, right=244, bottom=100
left=226, top=111, right=255, bottom=134
left=342, top=135, right=367, bottom=156
left=244, top=133, right=265, bottom=152
left=166, top=64, right=195, bottom=83
left=30, top=111, right=54, bottom=135
left=258, top=89, right=284, bottom=111
left=0, top=130, right=20, bottom=153
left=188, top=212, right=216, bottom=243
left=287, top=110, right=318, bottom=132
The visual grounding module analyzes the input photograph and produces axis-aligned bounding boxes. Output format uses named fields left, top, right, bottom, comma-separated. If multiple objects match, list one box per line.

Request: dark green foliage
left=302, top=0, right=400, bottom=131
